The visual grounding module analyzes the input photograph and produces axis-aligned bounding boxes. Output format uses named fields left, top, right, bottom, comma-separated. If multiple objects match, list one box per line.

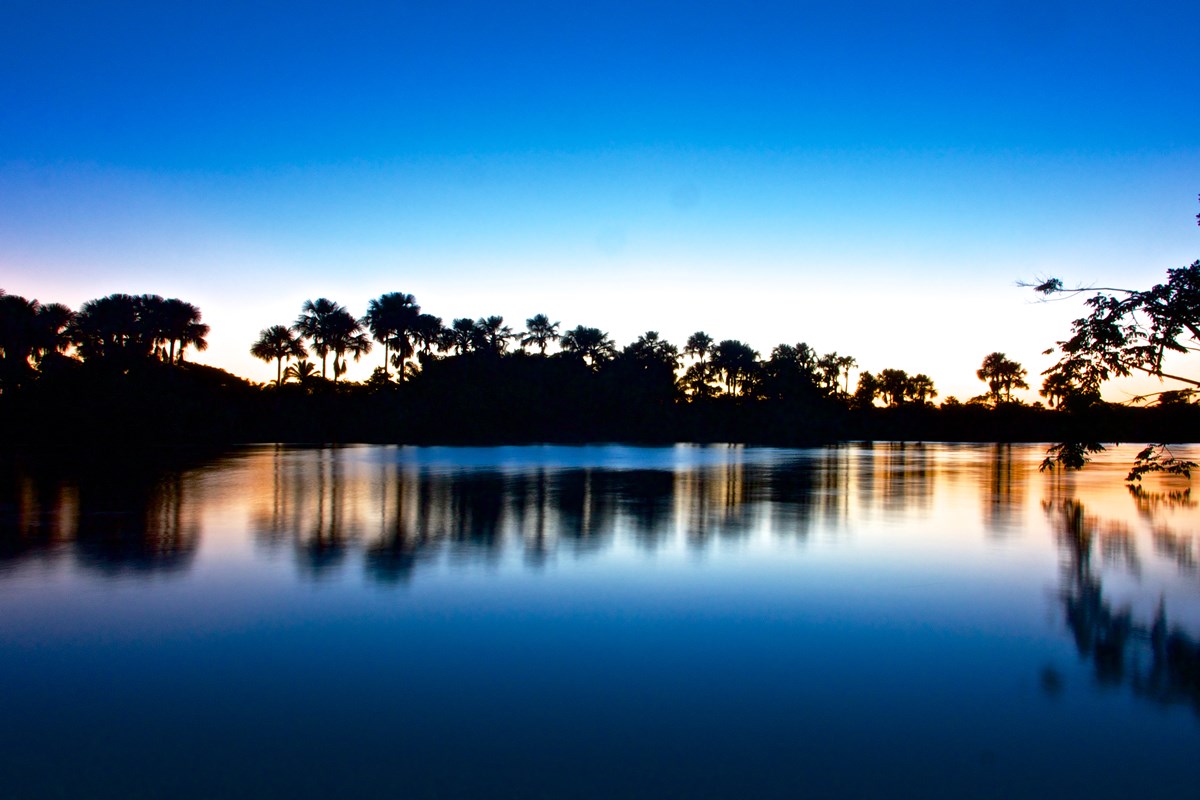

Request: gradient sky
left=2, top=0, right=1197, bottom=400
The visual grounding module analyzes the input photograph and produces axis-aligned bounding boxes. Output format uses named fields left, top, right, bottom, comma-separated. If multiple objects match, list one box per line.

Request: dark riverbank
left=4, top=358, right=1200, bottom=448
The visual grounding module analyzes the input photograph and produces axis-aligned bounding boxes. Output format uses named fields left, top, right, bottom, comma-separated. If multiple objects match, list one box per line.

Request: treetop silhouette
left=976, top=352, right=1028, bottom=405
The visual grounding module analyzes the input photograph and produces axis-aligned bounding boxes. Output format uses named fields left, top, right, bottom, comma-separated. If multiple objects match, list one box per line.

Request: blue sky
left=2, top=0, right=1197, bottom=399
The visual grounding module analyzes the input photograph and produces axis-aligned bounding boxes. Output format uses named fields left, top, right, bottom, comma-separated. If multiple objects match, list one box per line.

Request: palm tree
left=838, top=355, right=857, bottom=395
left=878, top=368, right=910, bottom=406
left=559, top=325, right=616, bottom=367
left=294, top=298, right=346, bottom=379
left=684, top=331, right=714, bottom=365
left=412, top=314, right=444, bottom=357
left=477, top=316, right=513, bottom=354
left=32, top=303, right=73, bottom=364
left=759, top=343, right=823, bottom=401
left=681, top=332, right=715, bottom=398
left=624, top=331, right=680, bottom=370
left=251, top=325, right=307, bottom=387
left=362, top=292, right=420, bottom=380
left=0, top=292, right=39, bottom=387
left=521, top=314, right=560, bottom=354
left=1040, top=372, right=1075, bottom=408
left=1, top=291, right=72, bottom=374
left=325, top=308, right=371, bottom=382
left=133, top=294, right=168, bottom=360
left=907, top=373, right=937, bottom=404
left=283, top=359, right=318, bottom=388
left=817, top=351, right=842, bottom=394
left=977, top=352, right=1029, bottom=404
left=711, top=339, right=759, bottom=396
left=72, top=293, right=147, bottom=364
left=159, top=298, right=209, bottom=364
left=446, top=318, right=479, bottom=355
left=853, top=371, right=880, bottom=409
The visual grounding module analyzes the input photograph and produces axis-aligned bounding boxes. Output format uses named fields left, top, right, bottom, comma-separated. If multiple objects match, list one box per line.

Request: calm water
left=1, top=443, right=1197, bottom=799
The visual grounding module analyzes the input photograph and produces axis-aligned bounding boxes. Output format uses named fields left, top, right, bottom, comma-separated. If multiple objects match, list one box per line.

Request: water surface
left=2, top=443, right=1197, bottom=798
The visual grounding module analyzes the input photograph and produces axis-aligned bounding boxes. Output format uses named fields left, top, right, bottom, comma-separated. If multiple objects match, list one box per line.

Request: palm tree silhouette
left=294, top=298, right=346, bottom=379
left=159, top=298, right=209, bottom=364
left=684, top=331, right=713, bottom=363
left=681, top=331, right=715, bottom=398
left=838, top=355, right=857, bottom=395
left=325, top=308, right=371, bottom=382
left=251, top=325, right=307, bottom=387
left=134, top=294, right=168, bottom=360
left=908, top=373, right=937, bottom=404
left=559, top=325, right=615, bottom=367
left=817, top=351, right=842, bottom=394
left=476, top=316, right=513, bottom=354
left=878, top=368, right=910, bottom=406
left=977, top=352, right=1029, bottom=404
left=0, top=291, right=41, bottom=387
left=362, top=292, right=420, bottom=380
left=447, top=318, right=481, bottom=355
left=34, top=303, right=73, bottom=363
left=1039, top=371, right=1077, bottom=408
left=853, top=371, right=880, bottom=408
left=284, top=359, right=318, bottom=388
left=711, top=340, right=759, bottom=396
left=624, top=331, right=680, bottom=370
left=521, top=314, right=560, bottom=355
left=412, top=314, right=444, bottom=361
left=72, top=293, right=147, bottom=364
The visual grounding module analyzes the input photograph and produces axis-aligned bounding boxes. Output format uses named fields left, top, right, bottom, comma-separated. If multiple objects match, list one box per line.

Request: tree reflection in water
left=983, top=443, right=1026, bottom=535
left=4, top=443, right=1199, bottom=718
left=1046, top=492, right=1200, bottom=714
left=0, top=454, right=200, bottom=576
left=247, top=447, right=854, bottom=580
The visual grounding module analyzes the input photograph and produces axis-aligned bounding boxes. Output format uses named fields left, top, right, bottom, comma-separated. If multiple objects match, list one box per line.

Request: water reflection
left=3, top=442, right=1199, bottom=721
left=0, top=455, right=200, bottom=575
left=1046, top=491, right=1200, bottom=713
left=984, top=443, right=1026, bottom=533
left=245, top=447, right=868, bottom=574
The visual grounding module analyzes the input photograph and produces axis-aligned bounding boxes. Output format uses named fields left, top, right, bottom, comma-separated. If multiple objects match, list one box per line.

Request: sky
left=1, top=0, right=1197, bottom=401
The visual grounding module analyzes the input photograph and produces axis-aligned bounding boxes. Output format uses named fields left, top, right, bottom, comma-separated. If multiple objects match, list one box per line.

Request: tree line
left=4, top=283, right=1198, bottom=446
left=243, top=291, right=958, bottom=407
left=0, top=286, right=1076, bottom=410
left=0, top=290, right=207, bottom=386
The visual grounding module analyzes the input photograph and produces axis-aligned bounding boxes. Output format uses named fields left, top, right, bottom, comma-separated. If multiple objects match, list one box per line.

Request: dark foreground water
left=1, top=443, right=1198, bottom=799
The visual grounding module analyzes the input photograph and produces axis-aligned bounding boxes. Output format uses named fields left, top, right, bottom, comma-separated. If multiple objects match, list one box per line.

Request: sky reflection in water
left=1, top=443, right=1197, bottom=799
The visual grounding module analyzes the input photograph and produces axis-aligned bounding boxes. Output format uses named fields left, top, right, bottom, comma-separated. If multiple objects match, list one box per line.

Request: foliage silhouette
left=446, top=318, right=481, bottom=355
left=977, top=352, right=1028, bottom=404
left=362, top=292, right=419, bottom=380
left=559, top=325, right=616, bottom=368
left=251, top=325, right=306, bottom=387
left=283, top=358, right=319, bottom=388
left=0, top=292, right=74, bottom=390
left=878, top=369, right=910, bottom=407
left=476, top=316, right=514, bottom=355
left=521, top=314, right=560, bottom=355
left=157, top=298, right=209, bottom=364
left=294, top=298, right=346, bottom=379
left=1032, top=199, right=1199, bottom=472
left=72, top=294, right=150, bottom=366
left=7, top=282, right=1200, bottom=446
left=711, top=340, right=759, bottom=397
left=325, top=306, right=371, bottom=382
